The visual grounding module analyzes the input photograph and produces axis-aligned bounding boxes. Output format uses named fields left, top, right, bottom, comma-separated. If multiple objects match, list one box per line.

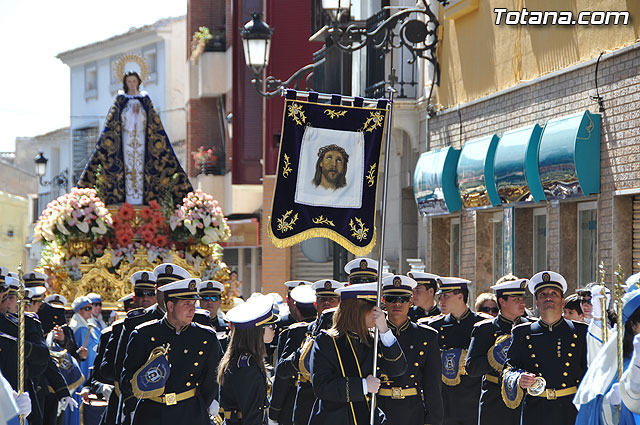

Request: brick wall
left=425, top=43, right=640, bottom=286
left=261, top=175, right=291, bottom=297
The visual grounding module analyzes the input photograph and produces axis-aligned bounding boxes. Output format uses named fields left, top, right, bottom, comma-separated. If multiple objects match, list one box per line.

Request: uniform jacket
left=466, top=314, right=529, bottom=425
left=220, top=354, right=270, bottom=425
left=377, top=319, right=443, bottom=425
left=408, top=305, right=440, bottom=323
left=120, top=318, right=222, bottom=425
left=502, top=318, right=588, bottom=425
left=309, top=330, right=407, bottom=425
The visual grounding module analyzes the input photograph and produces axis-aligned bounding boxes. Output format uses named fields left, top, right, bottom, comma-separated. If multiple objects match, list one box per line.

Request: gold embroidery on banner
left=312, top=216, right=335, bottom=227
left=324, top=109, right=347, bottom=119
left=282, top=154, right=293, bottom=178
left=361, top=111, right=384, bottom=133
left=349, top=217, right=369, bottom=241
left=277, top=210, right=299, bottom=233
left=366, top=164, right=377, bottom=187
left=287, top=103, right=306, bottom=126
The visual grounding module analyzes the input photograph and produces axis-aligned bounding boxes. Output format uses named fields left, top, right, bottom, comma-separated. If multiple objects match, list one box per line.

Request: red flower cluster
left=109, top=201, right=170, bottom=249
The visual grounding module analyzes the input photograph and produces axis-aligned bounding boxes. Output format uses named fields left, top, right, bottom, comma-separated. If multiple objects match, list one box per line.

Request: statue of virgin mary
left=77, top=54, right=192, bottom=206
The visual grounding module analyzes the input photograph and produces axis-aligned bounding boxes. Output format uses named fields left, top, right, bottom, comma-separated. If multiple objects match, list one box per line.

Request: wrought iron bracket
left=251, top=63, right=317, bottom=98
left=325, top=0, right=446, bottom=84
left=39, top=169, right=68, bottom=189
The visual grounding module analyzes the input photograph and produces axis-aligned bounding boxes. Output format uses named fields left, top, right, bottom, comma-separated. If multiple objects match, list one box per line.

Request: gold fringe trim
left=501, top=366, right=524, bottom=409
left=267, top=216, right=376, bottom=256
left=488, top=334, right=511, bottom=373
left=441, top=349, right=468, bottom=387
left=297, top=336, right=315, bottom=382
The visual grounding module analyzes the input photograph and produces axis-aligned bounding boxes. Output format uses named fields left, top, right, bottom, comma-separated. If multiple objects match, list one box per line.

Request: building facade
left=411, top=0, right=640, bottom=299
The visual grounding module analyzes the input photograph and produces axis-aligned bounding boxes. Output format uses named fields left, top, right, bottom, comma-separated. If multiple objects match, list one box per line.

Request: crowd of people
left=2, top=259, right=640, bottom=425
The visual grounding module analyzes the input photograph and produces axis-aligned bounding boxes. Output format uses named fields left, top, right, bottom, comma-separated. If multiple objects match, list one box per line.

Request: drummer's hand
left=77, top=347, right=88, bottom=360
left=373, top=307, right=388, bottom=333
left=52, top=325, right=65, bottom=342
left=365, top=375, right=380, bottom=394
left=518, top=372, right=536, bottom=389
left=79, top=388, right=90, bottom=403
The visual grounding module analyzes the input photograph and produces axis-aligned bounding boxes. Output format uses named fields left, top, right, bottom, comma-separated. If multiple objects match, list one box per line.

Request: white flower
left=76, top=220, right=89, bottom=233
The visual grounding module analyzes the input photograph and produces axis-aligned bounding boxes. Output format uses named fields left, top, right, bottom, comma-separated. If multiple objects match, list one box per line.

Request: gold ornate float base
left=46, top=246, right=233, bottom=310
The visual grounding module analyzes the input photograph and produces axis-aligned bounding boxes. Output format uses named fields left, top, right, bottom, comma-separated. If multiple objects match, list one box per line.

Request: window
left=143, top=45, right=157, bottom=83
left=85, top=63, right=97, bottom=99
left=72, top=127, right=99, bottom=183
left=450, top=218, right=460, bottom=276
left=578, top=201, right=598, bottom=286
left=492, top=212, right=504, bottom=282
left=533, top=207, right=547, bottom=272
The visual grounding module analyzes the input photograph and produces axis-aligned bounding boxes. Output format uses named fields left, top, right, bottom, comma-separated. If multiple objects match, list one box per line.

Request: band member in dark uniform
left=407, top=272, right=441, bottom=322
left=502, top=271, right=588, bottom=425
left=276, top=279, right=343, bottom=425
left=308, top=282, right=407, bottom=425
left=344, top=258, right=379, bottom=285
left=270, top=284, right=317, bottom=425
left=378, top=275, right=443, bottom=425
left=218, top=294, right=279, bottom=425
left=421, top=277, right=487, bottom=425
left=466, top=276, right=530, bottom=425
left=114, top=264, right=192, bottom=425
left=268, top=281, right=312, bottom=364
left=120, top=278, right=222, bottom=425
left=198, top=280, right=230, bottom=351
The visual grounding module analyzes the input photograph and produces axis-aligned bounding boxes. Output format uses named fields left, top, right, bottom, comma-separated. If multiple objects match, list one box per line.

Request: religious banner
left=268, top=90, right=390, bottom=255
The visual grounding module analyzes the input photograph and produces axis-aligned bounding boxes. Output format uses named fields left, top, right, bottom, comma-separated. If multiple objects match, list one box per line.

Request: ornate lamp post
left=34, top=152, right=68, bottom=189
left=240, top=0, right=445, bottom=98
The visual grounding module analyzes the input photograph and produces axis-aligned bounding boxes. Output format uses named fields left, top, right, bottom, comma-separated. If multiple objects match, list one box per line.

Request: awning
left=456, top=134, right=501, bottom=209
left=538, top=111, right=601, bottom=200
left=493, top=124, right=545, bottom=204
left=413, top=146, right=461, bottom=215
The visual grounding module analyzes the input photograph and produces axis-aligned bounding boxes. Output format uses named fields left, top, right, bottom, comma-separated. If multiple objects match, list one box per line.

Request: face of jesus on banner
left=313, top=144, right=349, bottom=190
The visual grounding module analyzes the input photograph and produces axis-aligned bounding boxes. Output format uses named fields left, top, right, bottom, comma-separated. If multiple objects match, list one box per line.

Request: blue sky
left=0, top=0, right=187, bottom=152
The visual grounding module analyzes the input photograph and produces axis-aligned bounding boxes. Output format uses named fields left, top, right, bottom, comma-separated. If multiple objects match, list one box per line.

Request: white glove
left=12, top=391, right=32, bottom=416
left=99, top=383, right=113, bottom=400
left=590, top=285, right=610, bottom=319
left=209, top=399, right=220, bottom=417
left=60, top=396, right=78, bottom=412
left=607, top=383, right=621, bottom=406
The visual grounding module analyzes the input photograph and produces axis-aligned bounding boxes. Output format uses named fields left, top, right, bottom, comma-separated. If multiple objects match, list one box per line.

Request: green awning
left=456, top=134, right=501, bottom=209
left=538, top=111, right=601, bottom=200
left=494, top=124, right=545, bottom=204
left=413, top=146, right=461, bottom=215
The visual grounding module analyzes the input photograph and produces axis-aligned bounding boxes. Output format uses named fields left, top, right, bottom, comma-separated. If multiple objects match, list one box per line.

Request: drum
left=81, top=395, right=108, bottom=425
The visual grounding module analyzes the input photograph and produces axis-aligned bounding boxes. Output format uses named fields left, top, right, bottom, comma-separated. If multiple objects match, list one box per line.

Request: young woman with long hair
left=218, top=295, right=278, bottom=425
left=308, top=282, right=407, bottom=425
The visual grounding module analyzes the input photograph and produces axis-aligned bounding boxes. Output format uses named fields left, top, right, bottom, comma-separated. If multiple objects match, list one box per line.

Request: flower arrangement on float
left=34, top=188, right=231, bottom=275
left=34, top=187, right=112, bottom=245
left=169, top=189, right=231, bottom=261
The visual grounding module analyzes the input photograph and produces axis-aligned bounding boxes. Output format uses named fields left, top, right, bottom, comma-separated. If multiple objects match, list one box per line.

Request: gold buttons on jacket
left=194, top=362, right=199, bottom=367
left=423, top=341, right=428, bottom=346
left=184, top=349, right=189, bottom=354
left=419, top=351, right=424, bottom=356
left=414, top=362, right=419, bottom=367
left=563, top=372, right=568, bottom=376
left=199, top=351, right=204, bottom=355
left=565, top=362, right=570, bottom=367
left=571, top=343, right=576, bottom=347
left=186, top=382, right=191, bottom=387
left=531, top=354, right=536, bottom=358
left=151, top=337, right=155, bottom=342
left=204, top=340, right=208, bottom=344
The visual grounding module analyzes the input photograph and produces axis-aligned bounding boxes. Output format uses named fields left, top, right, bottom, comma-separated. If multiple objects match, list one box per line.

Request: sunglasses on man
left=135, top=290, right=156, bottom=298
left=384, top=295, right=411, bottom=304
left=200, top=296, right=220, bottom=302
left=479, top=307, right=499, bottom=314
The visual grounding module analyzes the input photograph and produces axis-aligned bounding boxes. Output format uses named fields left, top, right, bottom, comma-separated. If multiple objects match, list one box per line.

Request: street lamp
left=34, top=152, right=68, bottom=189
left=240, top=13, right=317, bottom=98
left=240, top=12, right=274, bottom=74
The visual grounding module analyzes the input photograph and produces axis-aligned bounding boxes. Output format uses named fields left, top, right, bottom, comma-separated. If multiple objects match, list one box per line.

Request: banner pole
left=370, top=71, right=397, bottom=425
left=17, top=263, right=25, bottom=425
